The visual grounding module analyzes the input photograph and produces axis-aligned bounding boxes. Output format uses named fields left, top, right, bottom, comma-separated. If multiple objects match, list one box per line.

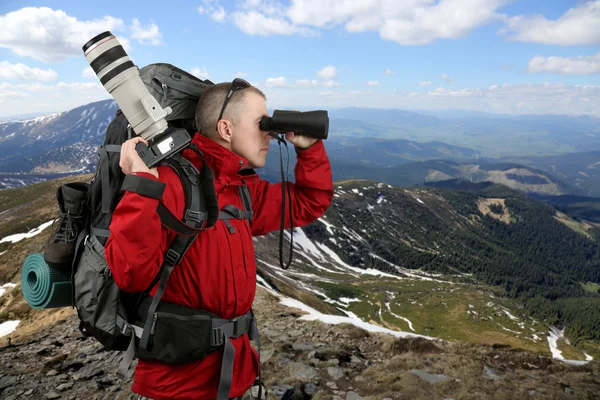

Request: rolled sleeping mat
left=21, top=253, right=73, bottom=309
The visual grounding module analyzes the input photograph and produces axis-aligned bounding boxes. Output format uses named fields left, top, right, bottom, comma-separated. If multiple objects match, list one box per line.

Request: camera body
left=82, top=31, right=191, bottom=168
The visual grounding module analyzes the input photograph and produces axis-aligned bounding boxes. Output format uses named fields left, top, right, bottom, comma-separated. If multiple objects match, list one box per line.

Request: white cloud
left=317, top=65, right=337, bottom=80
left=192, top=67, right=211, bottom=79
left=232, top=10, right=315, bottom=36
left=428, top=87, right=482, bottom=97
left=527, top=53, right=600, bottom=75
left=500, top=1, right=600, bottom=46
left=418, top=81, right=432, bottom=86
left=235, top=72, right=248, bottom=78
left=441, top=74, right=455, bottom=83
left=211, top=7, right=227, bottom=22
left=367, top=80, right=380, bottom=87
left=0, top=80, right=108, bottom=116
left=0, top=7, right=126, bottom=62
left=0, top=61, right=57, bottom=81
left=82, top=67, right=96, bottom=78
left=130, top=18, right=162, bottom=45
left=296, top=79, right=318, bottom=87
left=384, top=68, right=395, bottom=75
left=262, top=82, right=600, bottom=118
left=226, top=0, right=510, bottom=45
left=266, top=76, right=292, bottom=87
left=321, top=80, right=340, bottom=87
left=295, top=79, right=338, bottom=87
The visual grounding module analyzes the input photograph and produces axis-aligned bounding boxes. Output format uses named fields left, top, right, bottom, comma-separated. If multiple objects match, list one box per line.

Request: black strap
left=98, top=146, right=111, bottom=214
left=121, top=174, right=166, bottom=200
left=238, top=186, right=253, bottom=221
left=105, top=144, right=122, bottom=153
left=139, top=154, right=205, bottom=349
left=154, top=154, right=219, bottom=236
left=219, top=204, right=253, bottom=220
left=90, top=227, right=111, bottom=238
left=139, top=234, right=194, bottom=349
left=270, top=134, right=294, bottom=270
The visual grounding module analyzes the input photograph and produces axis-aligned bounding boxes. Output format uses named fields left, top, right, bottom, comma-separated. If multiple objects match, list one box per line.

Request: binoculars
left=260, top=110, right=329, bottom=140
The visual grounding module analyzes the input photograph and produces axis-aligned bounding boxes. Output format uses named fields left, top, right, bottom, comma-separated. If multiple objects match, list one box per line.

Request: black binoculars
left=260, top=110, right=329, bottom=140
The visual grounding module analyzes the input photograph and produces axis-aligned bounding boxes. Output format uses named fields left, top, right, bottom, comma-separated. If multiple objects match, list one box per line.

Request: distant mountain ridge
left=0, top=99, right=117, bottom=174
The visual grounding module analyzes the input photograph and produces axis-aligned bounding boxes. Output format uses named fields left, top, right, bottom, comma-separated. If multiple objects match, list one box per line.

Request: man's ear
left=216, top=119, right=233, bottom=143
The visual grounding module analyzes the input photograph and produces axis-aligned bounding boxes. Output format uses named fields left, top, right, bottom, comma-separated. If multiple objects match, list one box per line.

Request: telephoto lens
left=260, top=110, right=329, bottom=140
left=82, top=31, right=170, bottom=141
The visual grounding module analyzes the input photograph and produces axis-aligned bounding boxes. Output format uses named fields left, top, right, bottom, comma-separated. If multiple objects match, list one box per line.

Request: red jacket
left=105, top=133, right=333, bottom=399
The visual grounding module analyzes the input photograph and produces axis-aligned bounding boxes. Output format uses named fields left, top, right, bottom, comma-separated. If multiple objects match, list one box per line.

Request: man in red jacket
left=105, top=79, right=334, bottom=400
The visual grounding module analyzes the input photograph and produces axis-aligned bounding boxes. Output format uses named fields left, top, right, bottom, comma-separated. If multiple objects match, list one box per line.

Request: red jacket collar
left=182, top=133, right=251, bottom=190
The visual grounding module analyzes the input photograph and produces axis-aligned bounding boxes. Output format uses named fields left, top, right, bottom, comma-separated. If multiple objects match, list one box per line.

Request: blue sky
left=0, top=0, right=599, bottom=118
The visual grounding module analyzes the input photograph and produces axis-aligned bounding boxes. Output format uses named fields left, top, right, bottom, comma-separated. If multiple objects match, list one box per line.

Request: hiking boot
left=44, top=182, right=89, bottom=269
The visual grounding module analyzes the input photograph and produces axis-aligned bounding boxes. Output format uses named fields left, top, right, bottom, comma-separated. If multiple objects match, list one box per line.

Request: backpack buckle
left=212, top=327, right=224, bottom=346
left=181, top=165, right=199, bottom=185
left=165, top=248, right=180, bottom=265
left=231, top=316, right=243, bottom=337
left=185, top=209, right=207, bottom=223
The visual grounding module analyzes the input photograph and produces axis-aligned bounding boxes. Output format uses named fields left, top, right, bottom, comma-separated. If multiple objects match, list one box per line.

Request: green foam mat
left=21, top=253, right=72, bottom=309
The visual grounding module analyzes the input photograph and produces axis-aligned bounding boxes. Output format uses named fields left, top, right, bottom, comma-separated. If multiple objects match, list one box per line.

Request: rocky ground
left=1, top=286, right=600, bottom=400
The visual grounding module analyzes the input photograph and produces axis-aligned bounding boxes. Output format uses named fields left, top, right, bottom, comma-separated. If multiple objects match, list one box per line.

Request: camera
left=82, top=31, right=191, bottom=168
left=260, top=110, right=329, bottom=140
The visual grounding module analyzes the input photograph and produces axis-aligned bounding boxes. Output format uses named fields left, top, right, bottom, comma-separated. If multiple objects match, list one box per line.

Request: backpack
left=68, top=63, right=262, bottom=399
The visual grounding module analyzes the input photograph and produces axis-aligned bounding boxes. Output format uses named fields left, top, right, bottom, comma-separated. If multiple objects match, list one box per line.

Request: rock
left=350, top=355, right=362, bottom=364
left=565, top=387, right=574, bottom=394
left=279, top=357, right=291, bottom=367
left=260, top=349, right=274, bottom=364
left=289, top=362, right=318, bottom=380
left=0, top=375, right=17, bottom=390
left=411, top=370, right=454, bottom=385
left=45, top=391, right=61, bottom=399
left=292, top=341, right=315, bottom=352
left=483, top=365, right=500, bottom=380
left=354, top=376, right=365, bottom=382
left=82, top=367, right=103, bottom=380
left=251, top=385, right=267, bottom=400
left=24, top=389, right=34, bottom=395
left=327, top=358, right=340, bottom=366
left=529, top=390, right=538, bottom=396
left=269, top=385, right=295, bottom=398
left=346, top=392, right=364, bottom=400
left=60, top=361, right=84, bottom=373
left=56, top=382, right=74, bottom=391
left=333, top=397, right=344, bottom=400
left=327, top=381, right=338, bottom=390
left=327, top=366, right=344, bottom=380
left=46, top=370, right=59, bottom=377
left=308, top=351, right=316, bottom=359
left=302, top=382, right=318, bottom=396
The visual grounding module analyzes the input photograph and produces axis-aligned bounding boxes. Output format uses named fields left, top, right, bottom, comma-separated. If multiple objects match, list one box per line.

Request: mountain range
left=5, top=99, right=600, bottom=201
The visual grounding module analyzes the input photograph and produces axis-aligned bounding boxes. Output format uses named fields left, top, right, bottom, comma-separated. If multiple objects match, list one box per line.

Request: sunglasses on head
left=216, top=78, right=251, bottom=129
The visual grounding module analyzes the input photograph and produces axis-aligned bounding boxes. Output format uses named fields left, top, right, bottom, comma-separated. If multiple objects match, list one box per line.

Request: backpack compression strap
left=218, top=186, right=253, bottom=233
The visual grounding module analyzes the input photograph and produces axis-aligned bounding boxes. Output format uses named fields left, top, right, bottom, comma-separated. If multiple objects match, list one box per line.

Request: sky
left=0, top=0, right=599, bottom=119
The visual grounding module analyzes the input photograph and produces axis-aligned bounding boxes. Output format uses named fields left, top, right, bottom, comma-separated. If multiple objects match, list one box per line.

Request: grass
left=317, top=277, right=552, bottom=354
left=556, top=338, right=587, bottom=361
left=581, top=281, right=600, bottom=294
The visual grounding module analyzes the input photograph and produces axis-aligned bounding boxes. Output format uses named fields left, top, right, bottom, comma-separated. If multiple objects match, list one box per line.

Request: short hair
left=195, top=82, right=266, bottom=138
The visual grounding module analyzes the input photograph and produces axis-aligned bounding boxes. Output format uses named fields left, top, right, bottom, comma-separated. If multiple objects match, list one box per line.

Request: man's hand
left=119, top=136, right=159, bottom=178
left=285, top=132, right=318, bottom=149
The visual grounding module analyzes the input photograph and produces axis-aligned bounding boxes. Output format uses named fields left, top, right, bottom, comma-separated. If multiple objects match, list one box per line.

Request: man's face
left=230, top=92, right=271, bottom=169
